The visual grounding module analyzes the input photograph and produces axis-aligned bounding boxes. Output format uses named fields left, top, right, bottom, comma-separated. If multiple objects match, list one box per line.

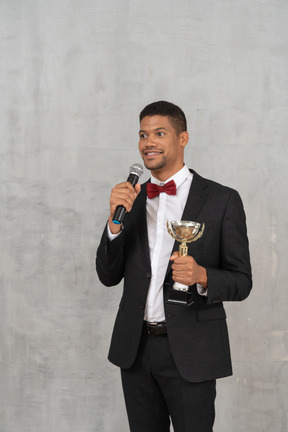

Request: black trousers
left=121, top=330, right=216, bottom=432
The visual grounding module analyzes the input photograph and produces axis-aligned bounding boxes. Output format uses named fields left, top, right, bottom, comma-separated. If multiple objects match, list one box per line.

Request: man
left=96, top=101, right=252, bottom=432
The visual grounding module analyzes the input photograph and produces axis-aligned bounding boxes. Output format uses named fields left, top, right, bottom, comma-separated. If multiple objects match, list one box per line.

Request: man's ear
left=180, top=131, right=189, bottom=148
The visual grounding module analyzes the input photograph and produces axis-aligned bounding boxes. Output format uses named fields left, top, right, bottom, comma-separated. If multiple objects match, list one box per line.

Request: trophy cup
left=166, top=220, right=205, bottom=306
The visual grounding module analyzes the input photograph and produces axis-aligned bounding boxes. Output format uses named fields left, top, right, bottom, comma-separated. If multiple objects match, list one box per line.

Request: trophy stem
left=174, top=242, right=189, bottom=292
left=179, top=242, right=188, bottom=256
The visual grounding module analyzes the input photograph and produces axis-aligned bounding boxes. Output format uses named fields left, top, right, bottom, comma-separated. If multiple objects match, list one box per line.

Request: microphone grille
left=129, top=163, right=143, bottom=178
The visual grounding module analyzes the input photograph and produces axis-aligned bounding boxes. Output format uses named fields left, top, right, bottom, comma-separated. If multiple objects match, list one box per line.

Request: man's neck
left=150, top=163, right=185, bottom=183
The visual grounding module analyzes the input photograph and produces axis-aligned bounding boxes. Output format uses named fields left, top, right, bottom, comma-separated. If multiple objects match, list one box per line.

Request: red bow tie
left=146, top=180, right=177, bottom=199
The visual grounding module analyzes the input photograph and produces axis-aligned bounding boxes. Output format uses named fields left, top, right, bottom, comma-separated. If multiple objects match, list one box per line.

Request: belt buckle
left=147, top=322, right=157, bottom=334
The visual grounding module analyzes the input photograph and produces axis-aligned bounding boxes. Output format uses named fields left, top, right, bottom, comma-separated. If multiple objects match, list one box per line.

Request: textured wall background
left=1, top=0, right=287, bottom=431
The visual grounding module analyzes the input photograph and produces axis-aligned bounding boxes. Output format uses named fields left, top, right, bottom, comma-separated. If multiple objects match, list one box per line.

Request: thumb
left=135, top=183, right=141, bottom=195
left=170, top=251, right=179, bottom=261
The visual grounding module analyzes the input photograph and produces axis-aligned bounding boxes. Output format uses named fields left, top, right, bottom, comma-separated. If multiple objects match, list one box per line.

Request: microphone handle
left=112, top=173, right=139, bottom=224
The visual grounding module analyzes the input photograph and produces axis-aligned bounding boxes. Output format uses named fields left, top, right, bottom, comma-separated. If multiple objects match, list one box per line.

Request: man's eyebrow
left=139, top=127, right=169, bottom=134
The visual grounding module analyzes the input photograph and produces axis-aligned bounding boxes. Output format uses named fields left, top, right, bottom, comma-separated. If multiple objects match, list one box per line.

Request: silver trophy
left=166, top=220, right=205, bottom=306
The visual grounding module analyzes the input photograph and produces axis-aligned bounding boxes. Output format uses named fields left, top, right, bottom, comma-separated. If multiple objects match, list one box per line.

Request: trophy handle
left=189, top=223, right=205, bottom=242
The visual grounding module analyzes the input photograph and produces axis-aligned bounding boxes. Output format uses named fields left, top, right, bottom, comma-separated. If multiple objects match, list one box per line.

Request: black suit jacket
left=96, top=170, right=252, bottom=383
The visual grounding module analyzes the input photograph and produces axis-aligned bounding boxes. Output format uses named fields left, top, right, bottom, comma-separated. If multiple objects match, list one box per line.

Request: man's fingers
left=111, top=192, right=134, bottom=212
left=110, top=181, right=141, bottom=217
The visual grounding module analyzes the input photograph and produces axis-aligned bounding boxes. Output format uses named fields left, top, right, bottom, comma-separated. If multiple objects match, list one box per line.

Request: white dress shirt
left=145, top=165, right=195, bottom=322
left=107, top=164, right=206, bottom=323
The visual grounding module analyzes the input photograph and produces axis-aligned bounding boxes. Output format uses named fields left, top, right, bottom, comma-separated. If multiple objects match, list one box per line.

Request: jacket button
left=146, top=272, right=151, bottom=278
left=139, top=304, right=145, bottom=309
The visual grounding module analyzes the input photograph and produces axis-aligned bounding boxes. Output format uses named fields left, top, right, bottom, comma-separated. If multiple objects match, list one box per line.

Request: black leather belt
left=145, top=321, right=167, bottom=335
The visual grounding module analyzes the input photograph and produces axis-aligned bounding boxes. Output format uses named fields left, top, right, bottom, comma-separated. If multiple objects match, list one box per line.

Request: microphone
left=112, top=163, right=144, bottom=225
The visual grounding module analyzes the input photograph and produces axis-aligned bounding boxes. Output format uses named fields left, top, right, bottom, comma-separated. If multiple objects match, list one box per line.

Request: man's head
left=138, top=101, right=189, bottom=181
left=139, top=101, right=187, bottom=136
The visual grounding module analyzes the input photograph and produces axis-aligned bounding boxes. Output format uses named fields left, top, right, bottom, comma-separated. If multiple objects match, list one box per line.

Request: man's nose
left=146, top=135, right=156, bottom=146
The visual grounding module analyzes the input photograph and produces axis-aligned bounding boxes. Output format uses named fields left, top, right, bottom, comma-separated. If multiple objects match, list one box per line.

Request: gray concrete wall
left=1, top=0, right=287, bottom=431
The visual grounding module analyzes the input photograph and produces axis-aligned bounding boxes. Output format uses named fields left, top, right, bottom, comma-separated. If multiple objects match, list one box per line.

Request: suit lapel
left=181, top=170, right=209, bottom=223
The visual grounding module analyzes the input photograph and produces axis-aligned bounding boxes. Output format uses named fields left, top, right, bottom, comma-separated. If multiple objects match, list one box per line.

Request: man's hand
left=108, top=182, right=141, bottom=234
left=169, top=252, right=208, bottom=288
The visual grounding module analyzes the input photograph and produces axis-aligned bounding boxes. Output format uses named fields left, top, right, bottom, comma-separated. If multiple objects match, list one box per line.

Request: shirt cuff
left=197, top=284, right=208, bottom=297
left=107, top=222, right=123, bottom=241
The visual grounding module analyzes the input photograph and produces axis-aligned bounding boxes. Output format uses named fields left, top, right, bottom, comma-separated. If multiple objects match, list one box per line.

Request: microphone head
left=129, top=163, right=143, bottom=178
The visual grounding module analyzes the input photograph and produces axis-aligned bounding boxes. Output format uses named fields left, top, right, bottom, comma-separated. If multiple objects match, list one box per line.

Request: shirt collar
left=150, top=164, right=191, bottom=189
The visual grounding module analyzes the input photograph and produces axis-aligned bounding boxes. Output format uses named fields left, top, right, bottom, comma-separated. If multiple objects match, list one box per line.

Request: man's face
left=138, top=115, right=188, bottom=180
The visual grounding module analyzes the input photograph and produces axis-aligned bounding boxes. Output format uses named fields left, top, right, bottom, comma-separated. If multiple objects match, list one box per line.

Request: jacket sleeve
left=96, top=224, right=126, bottom=287
left=206, top=189, right=252, bottom=304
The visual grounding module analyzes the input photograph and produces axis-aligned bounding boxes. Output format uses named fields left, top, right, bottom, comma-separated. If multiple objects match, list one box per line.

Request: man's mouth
left=143, top=150, right=163, bottom=157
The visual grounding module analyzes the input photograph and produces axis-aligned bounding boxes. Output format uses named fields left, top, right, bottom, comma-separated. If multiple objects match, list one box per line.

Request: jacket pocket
left=196, top=304, right=226, bottom=322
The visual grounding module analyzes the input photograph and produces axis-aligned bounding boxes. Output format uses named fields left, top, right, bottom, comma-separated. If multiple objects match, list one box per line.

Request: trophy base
left=168, top=288, right=195, bottom=306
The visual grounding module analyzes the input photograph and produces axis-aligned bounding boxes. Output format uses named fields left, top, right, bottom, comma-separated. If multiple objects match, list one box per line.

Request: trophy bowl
left=170, top=220, right=201, bottom=242
left=166, top=220, right=205, bottom=306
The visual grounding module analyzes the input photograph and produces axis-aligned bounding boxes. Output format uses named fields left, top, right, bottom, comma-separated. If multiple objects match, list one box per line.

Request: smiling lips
left=143, top=150, right=163, bottom=158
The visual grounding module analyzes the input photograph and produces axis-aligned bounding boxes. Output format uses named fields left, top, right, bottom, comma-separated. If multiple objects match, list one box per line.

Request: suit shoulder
left=205, top=178, right=239, bottom=197
left=191, top=169, right=241, bottom=198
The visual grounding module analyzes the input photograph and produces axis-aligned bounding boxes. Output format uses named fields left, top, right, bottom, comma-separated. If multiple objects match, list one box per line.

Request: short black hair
left=139, top=101, right=187, bottom=135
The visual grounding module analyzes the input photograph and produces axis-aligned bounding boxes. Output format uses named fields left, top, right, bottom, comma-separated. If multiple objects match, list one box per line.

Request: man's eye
left=157, top=132, right=165, bottom=136
left=140, top=134, right=147, bottom=139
